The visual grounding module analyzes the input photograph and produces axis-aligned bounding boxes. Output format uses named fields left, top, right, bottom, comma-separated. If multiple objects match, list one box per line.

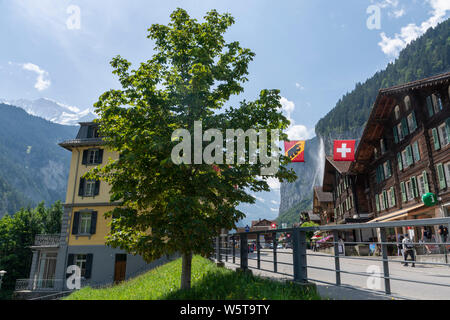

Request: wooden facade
left=352, top=71, right=450, bottom=223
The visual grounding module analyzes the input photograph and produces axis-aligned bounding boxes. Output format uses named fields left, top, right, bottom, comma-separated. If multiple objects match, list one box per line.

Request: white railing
left=33, top=234, right=60, bottom=247
left=15, top=278, right=63, bottom=291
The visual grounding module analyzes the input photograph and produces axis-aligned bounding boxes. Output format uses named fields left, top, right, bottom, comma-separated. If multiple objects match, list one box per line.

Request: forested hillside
left=315, top=18, right=450, bottom=139
left=278, top=18, right=450, bottom=225
left=0, top=103, right=78, bottom=217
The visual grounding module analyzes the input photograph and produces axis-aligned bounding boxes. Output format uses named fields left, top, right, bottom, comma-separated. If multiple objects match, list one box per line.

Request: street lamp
left=0, top=270, right=6, bottom=289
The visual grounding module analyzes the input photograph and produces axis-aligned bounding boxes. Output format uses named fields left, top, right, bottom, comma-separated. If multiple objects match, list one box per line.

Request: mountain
left=0, top=103, right=78, bottom=217
left=278, top=18, right=450, bottom=225
left=0, top=98, right=96, bottom=126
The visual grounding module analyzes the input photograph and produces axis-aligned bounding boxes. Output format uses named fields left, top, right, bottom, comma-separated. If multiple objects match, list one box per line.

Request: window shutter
left=383, top=190, right=388, bottom=209
left=400, top=182, right=406, bottom=203
left=78, top=178, right=85, bottom=196
left=446, top=118, right=450, bottom=138
left=401, top=118, right=409, bottom=137
left=397, top=153, right=403, bottom=171
left=437, top=163, right=447, bottom=190
left=432, top=128, right=441, bottom=150
left=67, top=254, right=75, bottom=266
left=387, top=160, right=392, bottom=178
left=85, top=254, right=93, bottom=279
left=393, top=126, right=399, bottom=143
left=411, top=177, right=418, bottom=198
left=72, top=212, right=80, bottom=235
left=82, top=150, right=88, bottom=165
left=67, top=254, right=75, bottom=279
left=427, top=96, right=434, bottom=117
left=412, top=141, right=420, bottom=162
left=375, top=194, right=380, bottom=212
left=98, top=149, right=104, bottom=164
left=406, top=145, right=413, bottom=166
left=90, top=211, right=97, bottom=234
left=423, top=171, right=430, bottom=193
left=411, top=111, right=417, bottom=131
left=390, top=186, right=396, bottom=207
left=94, top=180, right=100, bottom=196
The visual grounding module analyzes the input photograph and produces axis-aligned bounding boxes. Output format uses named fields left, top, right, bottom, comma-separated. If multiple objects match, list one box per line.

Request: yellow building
left=24, top=122, right=170, bottom=293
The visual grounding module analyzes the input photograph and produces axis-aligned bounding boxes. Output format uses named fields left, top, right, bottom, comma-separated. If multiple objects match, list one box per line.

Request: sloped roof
left=352, top=71, right=450, bottom=174
left=325, top=156, right=352, bottom=174
left=314, top=186, right=333, bottom=203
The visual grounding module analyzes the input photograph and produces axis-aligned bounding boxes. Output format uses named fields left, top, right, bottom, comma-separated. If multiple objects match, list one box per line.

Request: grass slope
left=65, top=256, right=320, bottom=300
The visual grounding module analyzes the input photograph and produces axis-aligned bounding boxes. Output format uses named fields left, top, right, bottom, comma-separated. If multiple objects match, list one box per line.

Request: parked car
left=277, top=244, right=283, bottom=249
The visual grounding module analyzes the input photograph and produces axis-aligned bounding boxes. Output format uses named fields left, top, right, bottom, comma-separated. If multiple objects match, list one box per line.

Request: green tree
left=89, top=8, right=296, bottom=290
left=0, top=201, right=62, bottom=296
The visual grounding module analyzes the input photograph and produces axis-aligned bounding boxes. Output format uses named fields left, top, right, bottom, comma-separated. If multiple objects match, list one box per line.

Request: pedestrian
left=438, top=225, right=449, bottom=254
left=402, top=234, right=415, bottom=267
left=398, top=234, right=404, bottom=257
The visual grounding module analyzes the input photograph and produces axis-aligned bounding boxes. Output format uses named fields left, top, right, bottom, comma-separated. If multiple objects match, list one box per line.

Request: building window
left=79, top=213, right=92, bottom=234
left=438, top=122, right=449, bottom=147
left=387, top=189, right=393, bottom=208
left=380, top=139, right=386, bottom=154
left=436, top=163, right=447, bottom=190
left=394, top=105, right=401, bottom=120
left=85, top=180, right=96, bottom=197
left=380, top=192, right=385, bottom=211
left=78, top=178, right=100, bottom=197
left=75, top=254, right=87, bottom=277
left=407, top=112, right=417, bottom=132
left=412, top=141, right=420, bottom=162
left=383, top=161, right=391, bottom=179
left=404, top=96, right=411, bottom=111
left=402, top=149, right=408, bottom=168
left=427, top=93, right=443, bottom=117
left=405, top=180, right=414, bottom=201
left=82, top=148, right=103, bottom=165
left=397, top=123, right=404, bottom=141
left=445, top=162, right=450, bottom=188
left=418, top=175, right=426, bottom=196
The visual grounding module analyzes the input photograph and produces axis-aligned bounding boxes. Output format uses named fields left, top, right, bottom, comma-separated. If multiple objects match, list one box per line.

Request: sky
left=0, top=0, right=449, bottom=222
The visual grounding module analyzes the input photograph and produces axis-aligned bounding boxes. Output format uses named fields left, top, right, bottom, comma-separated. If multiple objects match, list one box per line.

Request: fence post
left=257, top=233, right=261, bottom=269
left=216, top=236, right=222, bottom=262
left=240, top=233, right=248, bottom=271
left=293, top=228, right=308, bottom=283
left=273, top=232, right=277, bottom=273
left=232, top=236, right=236, bottom=264
left=380, top=228, right=391, bottom=294
left=333, top=230, right=341, bottom=286
left=225, top=235, right=228, bottom=262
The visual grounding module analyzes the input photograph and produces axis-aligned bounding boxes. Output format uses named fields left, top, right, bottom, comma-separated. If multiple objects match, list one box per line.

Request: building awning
left=367, top=203, right=424, bottom=223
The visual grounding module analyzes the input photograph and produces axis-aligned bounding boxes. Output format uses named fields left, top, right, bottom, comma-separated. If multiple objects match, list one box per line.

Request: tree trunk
left=180, top=252, right=192, bottom=290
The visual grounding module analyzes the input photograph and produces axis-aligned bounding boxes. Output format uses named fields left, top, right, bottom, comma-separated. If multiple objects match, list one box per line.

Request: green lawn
left=65, top=256, right=320, bottom=300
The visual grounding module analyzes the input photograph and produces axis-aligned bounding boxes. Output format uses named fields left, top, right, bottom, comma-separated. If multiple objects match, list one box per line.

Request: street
left=222, top=249, right=450, bottom=300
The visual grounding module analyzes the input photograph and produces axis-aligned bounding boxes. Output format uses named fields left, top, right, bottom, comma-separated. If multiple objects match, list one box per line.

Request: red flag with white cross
left=333, top=140, right=355, bottom=161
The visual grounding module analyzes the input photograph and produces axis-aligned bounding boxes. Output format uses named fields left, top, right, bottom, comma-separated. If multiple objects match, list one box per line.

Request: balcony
left=15, top=278, right=63, bottom=292
left=32, top=234, right=60, bottom=248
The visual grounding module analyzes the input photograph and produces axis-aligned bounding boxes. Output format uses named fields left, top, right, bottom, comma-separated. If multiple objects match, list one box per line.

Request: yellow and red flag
left=284, top=140, right=305, bottom=163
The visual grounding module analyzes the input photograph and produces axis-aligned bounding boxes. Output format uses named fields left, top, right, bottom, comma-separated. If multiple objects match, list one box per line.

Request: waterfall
left=311, top=136, right=325, bottom=189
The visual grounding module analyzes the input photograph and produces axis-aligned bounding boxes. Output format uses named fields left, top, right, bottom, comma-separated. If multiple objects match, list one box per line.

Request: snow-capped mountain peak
left=0, top=97, right=96, bottom=126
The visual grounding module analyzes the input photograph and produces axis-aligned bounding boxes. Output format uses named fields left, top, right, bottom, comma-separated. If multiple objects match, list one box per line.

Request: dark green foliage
left=316, top=19, right=450, bottom=138
left=0, top=201, right=63, bottom=296
left=0, top=103, right=77, bottom=217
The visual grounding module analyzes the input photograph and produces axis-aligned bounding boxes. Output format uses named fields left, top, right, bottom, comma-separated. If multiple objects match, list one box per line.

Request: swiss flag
left=333, top=140, right=355, bottom=161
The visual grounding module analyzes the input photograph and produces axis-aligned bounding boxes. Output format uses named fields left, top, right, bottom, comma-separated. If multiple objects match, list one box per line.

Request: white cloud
left=280, top=96, right=315, bottom=140
left=270, top=208, right=278, bottom=212
left=295, top=83, right=305, bottom=90
left=22, top=63, right=51, bottom=91
left=378, top=0, right=450, bottom=57
left=266, top=177, right=281, bottom=190
left=271, top=200, right=279, bottom=205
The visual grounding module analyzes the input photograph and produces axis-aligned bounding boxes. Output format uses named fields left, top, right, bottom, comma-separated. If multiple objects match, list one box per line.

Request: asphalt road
left=221, top=249, right=450, bottom=300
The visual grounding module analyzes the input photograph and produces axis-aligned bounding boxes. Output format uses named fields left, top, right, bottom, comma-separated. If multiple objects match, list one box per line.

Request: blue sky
left=1, top=0, right=448, bottom=140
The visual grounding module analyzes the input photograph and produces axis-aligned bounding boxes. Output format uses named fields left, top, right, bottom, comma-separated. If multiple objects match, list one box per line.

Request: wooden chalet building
left=312, top=187, right=333, bottom=225
left=322, top=156, right=371, bottom=225
left=351, top=72, right=450, bottom=242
